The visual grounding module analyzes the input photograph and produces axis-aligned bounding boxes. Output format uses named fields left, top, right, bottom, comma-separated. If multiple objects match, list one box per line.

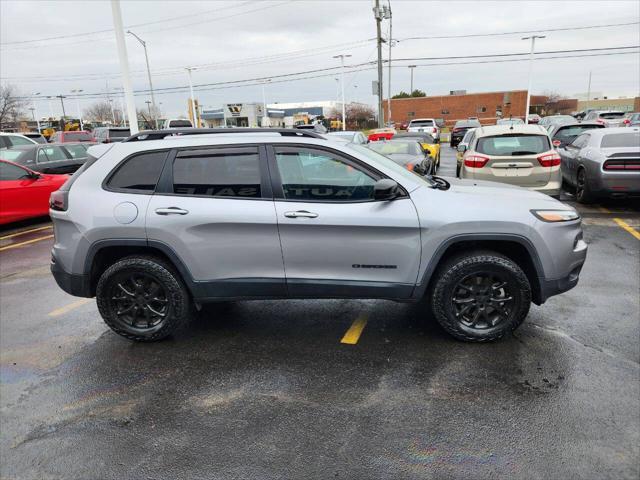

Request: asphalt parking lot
left=1, top=146, right=638, bottom=480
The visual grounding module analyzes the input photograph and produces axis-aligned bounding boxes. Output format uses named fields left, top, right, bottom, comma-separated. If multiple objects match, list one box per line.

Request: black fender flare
left=411, top=233, right=546, bottom=301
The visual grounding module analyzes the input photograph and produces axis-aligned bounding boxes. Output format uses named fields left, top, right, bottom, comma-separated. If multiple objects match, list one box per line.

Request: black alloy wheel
left=451, top=273, right=514, bottom=330
left=109, top=273, right=169, bottom=329
left=576, top=168, right=593, bottom=203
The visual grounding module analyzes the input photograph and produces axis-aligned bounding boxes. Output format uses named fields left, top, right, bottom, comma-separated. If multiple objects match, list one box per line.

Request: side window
left=274, top=146, right=377, bottom=202
left=106, top=151, right=168, bottom=192
left=0, top=162, right=30, bottom=181
left=8, top=135, right=35, bottom=147
left=37, top=146, right=68, bottom=163
left=172, top=147, right=261, bottom=198
left=571, top=134, right=588, bottom=148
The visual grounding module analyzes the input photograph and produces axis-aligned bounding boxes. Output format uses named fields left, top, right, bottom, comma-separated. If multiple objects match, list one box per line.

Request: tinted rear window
left=167, top=120, right=192, bottom=128
left=454, top=121, right=480, bottom=128
left=64, top=132, right=93, bottom=141
left=410, top=120, right=434, bottom=126
left=107, top=151, right=168, bottom=192
left=600, top=132, right=640, bottom=148
left=109, top=129, right=131, bottom=138
left=599, top=112, right=625, bottom=119
left=476, top=135, right=550, bottom=156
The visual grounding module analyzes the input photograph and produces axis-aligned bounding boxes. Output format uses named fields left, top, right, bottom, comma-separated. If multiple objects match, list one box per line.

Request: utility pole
left=586, top=70, right=592, bottom=103
left=185, top=67, right=198, bottom=127
left=373, top=0, right=384, bottom=127
left=386, top=1, right=393, bottom=127
left=522, top=35, right=545, bottom=124
left=111, top=0, right=139, bottom=134
left=333, top=54, right=352, bottom=131
left=145, top=100, right=152, bottom=128
left=71, top=89, right=84, bottom=130
left=127, top=30, right=158, bottom=129
left=261, top=79, right=271, bottom=127
left=408, top=65, right=416, bottom=93
left=56, top=95, right=67, bottom=118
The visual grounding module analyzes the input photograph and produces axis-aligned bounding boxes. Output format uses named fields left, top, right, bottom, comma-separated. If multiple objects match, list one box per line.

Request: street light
left=71, top=89, right=84, bottom=130
left=31, top=92, right=41, bottom=133
left=522, top=35, right=545, bottom=124
left=261, top=79, right=271, bottom=127
left=185, top=67, right=198, bottom=127
left=408, top=65, right=416, bottom=93
left=127, top=30, right=159, bottom=129
left=333, top=54, right=352, bottom=131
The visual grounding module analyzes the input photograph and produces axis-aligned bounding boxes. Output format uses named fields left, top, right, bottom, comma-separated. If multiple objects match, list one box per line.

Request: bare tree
left=83, top=101, right=115, bottom=123
left=0, top=84, right=29, bottom=127
left=346, top=103, right=376, bottom=129
left=137, top=104, right=162, bottom=129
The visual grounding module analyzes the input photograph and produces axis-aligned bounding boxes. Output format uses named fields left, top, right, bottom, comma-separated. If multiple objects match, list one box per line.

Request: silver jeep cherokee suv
left=49, top=128, right=587, bottom=343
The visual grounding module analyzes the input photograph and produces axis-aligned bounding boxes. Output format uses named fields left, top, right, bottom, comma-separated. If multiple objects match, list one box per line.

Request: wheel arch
left=413, top=234, right=546, bottom=305
left=85, top=239, right=195, bottom=297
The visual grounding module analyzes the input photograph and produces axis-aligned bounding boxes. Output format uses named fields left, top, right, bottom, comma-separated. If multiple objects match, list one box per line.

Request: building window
left=477, top=106, right=487, bottom=113
left=407, top=111, right=415, bottom=117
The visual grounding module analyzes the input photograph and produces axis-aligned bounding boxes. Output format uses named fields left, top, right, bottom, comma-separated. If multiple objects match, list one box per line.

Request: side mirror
left=457, top=144, right=467, bottom=153
left=374, top=178, right=401, bottom=201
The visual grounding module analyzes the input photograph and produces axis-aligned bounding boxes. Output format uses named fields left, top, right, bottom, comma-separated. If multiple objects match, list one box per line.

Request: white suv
left=407, top=118, right=440, bottom=140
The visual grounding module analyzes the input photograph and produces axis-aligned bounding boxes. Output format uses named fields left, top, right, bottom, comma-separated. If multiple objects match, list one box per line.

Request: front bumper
left=51, top=256, right=92, bottom=298
left=536, top=232, right=587, bottom=304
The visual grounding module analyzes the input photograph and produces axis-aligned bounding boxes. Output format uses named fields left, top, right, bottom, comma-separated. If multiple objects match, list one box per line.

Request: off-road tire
left=430, top=251, right=531, bottom=342
left=96, top=255, right=193, bottom=342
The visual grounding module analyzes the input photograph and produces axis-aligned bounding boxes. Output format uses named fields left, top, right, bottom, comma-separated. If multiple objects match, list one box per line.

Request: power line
left=0, top=1, right=290, bottom=48
left=19, top=47, right=638, bottom=101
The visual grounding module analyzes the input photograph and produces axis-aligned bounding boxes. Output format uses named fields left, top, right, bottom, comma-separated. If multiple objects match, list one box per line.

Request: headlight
left=531, top=209, right=580, bottom=222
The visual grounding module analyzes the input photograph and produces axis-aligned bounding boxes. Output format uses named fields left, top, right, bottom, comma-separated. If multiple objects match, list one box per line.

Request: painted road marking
left=597, top=206, right=611, bottom=214
left=48, top=298, right=93, bottom=317
left=613, top=218, right=640, bottom=241
left=0, top=234, right=54, bottom=252
left=0, top=225, right=52, bottom=241
left=341, top=314, right=369, bottom=345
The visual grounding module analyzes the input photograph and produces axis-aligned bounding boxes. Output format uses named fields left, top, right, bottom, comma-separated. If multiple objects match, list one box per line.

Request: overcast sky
left=1, top=0, right=639, bottom=119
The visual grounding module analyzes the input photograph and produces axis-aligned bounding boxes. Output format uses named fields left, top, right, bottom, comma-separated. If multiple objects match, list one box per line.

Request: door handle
left=284, top=210, right=318, bottom=219
left=155, top=207, right=189, bottom=216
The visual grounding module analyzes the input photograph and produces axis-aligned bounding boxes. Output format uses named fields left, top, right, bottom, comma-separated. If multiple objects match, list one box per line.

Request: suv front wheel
left=96, top=255, right=193, bottom=341
left=430, top=251, right=531, bottom=342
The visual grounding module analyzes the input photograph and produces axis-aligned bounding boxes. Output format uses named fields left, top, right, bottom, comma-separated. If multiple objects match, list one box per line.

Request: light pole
left=185, top=67, right=198, bottom=127
left=145, top=100, right=153, bottom=128
left=522, top=35, right=545, bottom=124
left=373, top=0, right=385, bottom=127
left=408, top=65, right=416, bottom=93
left=110, top=0, right=139, bottom=134
left=31, top=92, right=41, bottom=133
left=586, top=70, right=592, bottom=103
left=386, top=1, right=394, bottom=126
left=71, top=89, right=84, bottom=130
left=333, top=54, right=352, bottom=131
left=261, top=79, right=271, bottom=127
left=114, top=87, right=126, bottom=126
left=56, top=95, right=67, bottom=118
left=127, top=30, right=158, bottom=129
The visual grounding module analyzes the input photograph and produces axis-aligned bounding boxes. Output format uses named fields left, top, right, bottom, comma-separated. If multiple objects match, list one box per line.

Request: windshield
left=395, top=133, right=436, bottom=143
left=600, top=132, right=640, bottom=148
left=167, top=120, right=192, bottom=128
left=109, top=129, right=131, bottom=138
left=349, top=144, right=435, bottom=186
left=454, top=121, right=481, bottom=128
left=555, top=125, right=602, bottom=140
left=497, top=119, right=524, bottom=125
left=368, top=141, right=421, bottom=156
left=476, top=135, right=550, bottom=156
left=461, top=129, right=475, bottom=143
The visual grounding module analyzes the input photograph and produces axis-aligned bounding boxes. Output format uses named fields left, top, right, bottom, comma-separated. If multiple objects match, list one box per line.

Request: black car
left=546, top=122, right=604, bottom=149
left=1, top=142, right=95, bottom=174
left=450, top=119, right=481, bottom=147
left=93, top=127, right=131, bottom=143
left=367, top=140, right=434, bottom=175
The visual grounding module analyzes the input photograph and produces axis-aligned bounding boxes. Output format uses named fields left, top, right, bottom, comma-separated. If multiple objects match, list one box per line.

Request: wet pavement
left=1, top=147, right=639, bottom=479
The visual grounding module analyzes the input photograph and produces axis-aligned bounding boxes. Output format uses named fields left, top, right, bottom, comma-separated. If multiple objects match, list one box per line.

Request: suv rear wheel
left=430, top=251, right=531, bottom=342
left=96, top=255, right=193, bottom=341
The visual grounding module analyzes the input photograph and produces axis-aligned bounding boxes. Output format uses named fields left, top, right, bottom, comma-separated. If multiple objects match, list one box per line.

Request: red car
left=367, top=128, right=396, bottom=142
left=0, top=160, right=69, bottom=225
left=49, top=130, right=95, bottom=143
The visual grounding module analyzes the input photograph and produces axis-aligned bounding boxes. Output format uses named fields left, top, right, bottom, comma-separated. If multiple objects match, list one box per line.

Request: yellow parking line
left=340, top=314, right=369, bottom=345
left=0, top=225, right=52, bottom=240
left=597, top=206, right=611, bottom=214
left=48, top=298, right=93, bottom=317
left=613, top=218, right=640, bottom=241
left=0, top=234, right=54, bottom=252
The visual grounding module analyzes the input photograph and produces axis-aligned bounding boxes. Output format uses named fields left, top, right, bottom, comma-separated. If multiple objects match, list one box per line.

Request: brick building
left=384, top=90, right=547, bottom=126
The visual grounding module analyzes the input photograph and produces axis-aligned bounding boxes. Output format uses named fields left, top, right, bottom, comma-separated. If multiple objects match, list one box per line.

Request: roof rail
left=123, top=128, right=325, bottom=142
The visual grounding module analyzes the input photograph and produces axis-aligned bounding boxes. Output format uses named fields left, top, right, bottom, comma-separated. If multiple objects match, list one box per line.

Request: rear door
left=146, top=144, right=286, bottom=298
left=268, top=144, right=420, bottom=298
left=474, top=134, right=552, bottom=187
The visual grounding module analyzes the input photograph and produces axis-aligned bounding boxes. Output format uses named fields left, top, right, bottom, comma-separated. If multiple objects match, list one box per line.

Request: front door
left=146, top=145, right=286, bottom=299
left=269, top=145, right=421, bottom=299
